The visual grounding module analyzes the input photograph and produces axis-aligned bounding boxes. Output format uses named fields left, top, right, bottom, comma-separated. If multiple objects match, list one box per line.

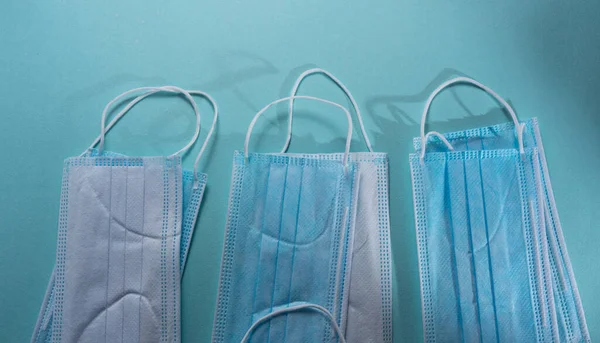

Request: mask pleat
left=278, top=165, right=304, bottom=342
left=446, top=157, right=478, bottom=343
left=252, top=163, right=289, bottom=341
left=464, top=156, right=500, bottom=342
left=232, top=162, right=273, bottom=340
left=123, top=166, right=145, bottom=343
left=104, top=166, right=128, bottom=342
left=422, top=157, right=464, bottom=341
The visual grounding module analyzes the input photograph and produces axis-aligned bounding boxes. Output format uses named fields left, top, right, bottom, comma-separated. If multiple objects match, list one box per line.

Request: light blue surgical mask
left=410, top=77, right=573, bottom=342
left=212, top=95, right=360, bottom=343
left=413, top=115, right=590, bottom=342
left=31, top=86, right=218, bottom=343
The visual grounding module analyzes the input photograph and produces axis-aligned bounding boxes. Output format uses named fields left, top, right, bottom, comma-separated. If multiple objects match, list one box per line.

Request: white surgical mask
left=31, top=86, right=218, bottom=343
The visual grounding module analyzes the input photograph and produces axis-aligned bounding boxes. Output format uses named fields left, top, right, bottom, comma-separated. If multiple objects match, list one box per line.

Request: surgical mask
left=213, top=71, right=391, bottom=343
left=410, top=77, right=574, bottom=342
left=412, top=106, right=590, bottom=340
left=30, top=163, right=207, bottom=343
left=211, top=94, right=349, bottom=342
left=31, top=86, right=218, bottom=343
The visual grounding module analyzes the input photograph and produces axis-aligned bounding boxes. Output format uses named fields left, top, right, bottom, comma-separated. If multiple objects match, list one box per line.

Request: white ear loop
left=85, top=87, right=182, bottom=154
left=93, top=86, right=201, bottom=157
left=419, top=76, right=525, bottom=160
left=284, top=67, right=373, bottom=153
left=239, top=303, right=346, bottom=343
left=189, top=91, right=218, bottom=183
left=84, top=86, right=218, bottom=185
left=244, top=95, right=353, bottom=171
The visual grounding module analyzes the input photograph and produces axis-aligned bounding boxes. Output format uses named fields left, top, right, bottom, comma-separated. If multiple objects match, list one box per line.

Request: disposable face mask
left=211, top=95, right=355, bottom=343
left=409, top=77, right=586, bottom=342
left=31, top=86, right=218, bottom=343
left=31, top=161, right=206, bottom=343
left=413, top=116, right=590, bottom=341
left=213, top=69, right=391, bottom=343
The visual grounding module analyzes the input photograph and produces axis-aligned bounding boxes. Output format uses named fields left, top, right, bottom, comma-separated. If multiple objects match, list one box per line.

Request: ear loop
left=240, top=303, right=346, bottom=343
left=419, top=76, right=525, bottom=161
left=283, top=67, right=373, bottom=153
left=85, top=86, right=200, bottom=157
left=84, top=86, right=219, bottom=186
left=244, top=95, right=353, bottom=173
left=84, top=87, right=188, bottom=156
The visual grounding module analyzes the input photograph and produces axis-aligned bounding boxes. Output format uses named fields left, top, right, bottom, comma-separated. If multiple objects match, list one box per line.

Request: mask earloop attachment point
left=518, top=122, right=526, bottom=160
left=187, top=91, right=219, bottom=189
left=79, top=147, right=92, bottom=157
left=419, top=131, right=455, bottom=163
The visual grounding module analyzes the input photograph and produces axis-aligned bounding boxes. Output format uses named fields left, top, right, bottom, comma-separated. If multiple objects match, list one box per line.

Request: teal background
left=1, top=1, right=599, bottom=341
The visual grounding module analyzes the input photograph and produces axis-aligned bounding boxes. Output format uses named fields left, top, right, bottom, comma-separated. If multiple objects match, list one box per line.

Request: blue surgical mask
left=413, top=116, right=590, bottom=343
left=409, top=77, right=590, bottom=342
left=31, top=86, right=218, bottom=343
left=212, top=95, right=355, bottom=343
left=212, top=83, right=391, bottom=342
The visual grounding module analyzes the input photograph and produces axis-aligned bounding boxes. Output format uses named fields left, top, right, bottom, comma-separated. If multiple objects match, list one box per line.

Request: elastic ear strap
left=188, top=91, right=218, bottom=180
left=240, top=303, right=346, bottom=343
left=420, top=76, right=524, bottom=159
left=244, top=95, right=353, bottom=169
left=88, top=88, right=217, bottom=183
left=284, top=68, right=373, bottom=153
left=85, top=88, right=160, bottom=153
left=94, top=86, right=201, bottom=157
